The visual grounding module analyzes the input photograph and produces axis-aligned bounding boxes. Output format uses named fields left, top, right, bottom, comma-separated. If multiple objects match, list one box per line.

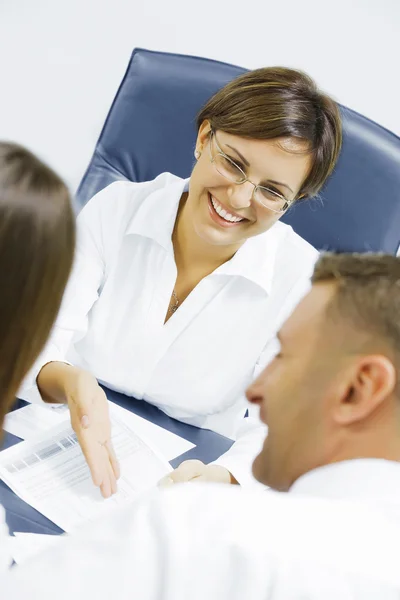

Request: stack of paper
left=4, top=404, right=69, bottom=440
left=4, top=401, right=195, bottom=461
left=0, top=415, right=171, bottom=532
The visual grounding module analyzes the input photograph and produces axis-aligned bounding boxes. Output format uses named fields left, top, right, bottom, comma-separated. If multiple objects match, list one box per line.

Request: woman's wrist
left=37, top=361, right=77, bottom=404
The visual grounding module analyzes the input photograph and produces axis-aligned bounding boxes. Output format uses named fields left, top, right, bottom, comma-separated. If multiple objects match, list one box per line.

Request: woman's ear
left=196, top=120, right=212, bottom=151
left=333, top=355, right=396, bottom=426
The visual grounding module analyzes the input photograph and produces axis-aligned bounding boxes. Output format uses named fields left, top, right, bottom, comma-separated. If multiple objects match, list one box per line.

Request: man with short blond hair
left=251, top=252, right=400, bottom=491
left=5, top=253, right=400, bottom=599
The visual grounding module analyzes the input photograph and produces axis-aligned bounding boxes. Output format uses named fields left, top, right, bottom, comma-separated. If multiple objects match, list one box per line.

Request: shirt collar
left=126, top=174, right=282, bottom=295
left=212, top=224, right=284, bottom=296
left=126, top=175, right=188, bottom=252
left=289, top=459, right=400, bottom=502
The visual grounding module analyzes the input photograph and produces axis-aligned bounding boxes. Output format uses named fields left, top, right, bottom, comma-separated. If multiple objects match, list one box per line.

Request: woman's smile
left=207, top=192, right=250, bottom=228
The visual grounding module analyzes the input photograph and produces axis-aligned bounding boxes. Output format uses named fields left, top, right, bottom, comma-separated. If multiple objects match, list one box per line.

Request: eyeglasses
left=208, top=130, right=294, bottom=214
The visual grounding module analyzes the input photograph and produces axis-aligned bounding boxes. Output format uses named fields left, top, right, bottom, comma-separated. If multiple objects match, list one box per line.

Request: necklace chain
left=169, top=289, right=179, bottom=314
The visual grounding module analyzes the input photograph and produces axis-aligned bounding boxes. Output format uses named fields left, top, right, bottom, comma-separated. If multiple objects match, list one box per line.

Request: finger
left=99, top=452, right=115, bottom=499
left=80, top=414, right=90, bottom=429
left=79, top=434, right=106, bottom=488
left=105, top=440, right=121, bottom=480
left=170, top=460, right=206, bottom=483
left=110, top=470, right=118, bottom=496
left=69, top=385, right=105, bottom=430
left=192, top=466, right=232, bottom=484
left=69, top=401, right=91, bottom=433
left=103, top=445, right=118, bottom=496
left=188, top=474, right=208, bottom=482
left=106, top=453, right=118, bottom=496
left=77, top=391, right=104, bottom=429
left=100, top=474, right=112, bottom=499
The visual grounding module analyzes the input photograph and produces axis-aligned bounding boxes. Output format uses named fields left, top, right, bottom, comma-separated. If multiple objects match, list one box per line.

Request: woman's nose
left=228, top=181, right=254, bottom=210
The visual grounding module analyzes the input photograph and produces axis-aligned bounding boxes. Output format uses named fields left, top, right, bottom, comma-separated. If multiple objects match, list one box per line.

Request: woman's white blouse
left=21, top=173, right=318, bottom=485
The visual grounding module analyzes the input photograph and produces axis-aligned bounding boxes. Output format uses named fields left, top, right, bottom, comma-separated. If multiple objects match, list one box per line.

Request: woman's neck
left=173, top=195, right=242, bottom=274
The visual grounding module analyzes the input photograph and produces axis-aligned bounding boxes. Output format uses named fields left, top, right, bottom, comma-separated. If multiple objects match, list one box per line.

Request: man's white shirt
left=2, top=459, right=400, bottom=599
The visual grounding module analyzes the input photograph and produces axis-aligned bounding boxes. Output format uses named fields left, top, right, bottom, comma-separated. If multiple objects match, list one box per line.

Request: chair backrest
left=77, top=48, right=400, bottom=254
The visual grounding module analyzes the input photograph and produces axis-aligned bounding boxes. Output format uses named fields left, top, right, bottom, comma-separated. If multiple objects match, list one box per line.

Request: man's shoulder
left=154, top=484, right=400, bottom=572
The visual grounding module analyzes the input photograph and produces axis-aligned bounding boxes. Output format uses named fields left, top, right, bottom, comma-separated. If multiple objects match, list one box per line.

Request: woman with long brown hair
left=0, top=142, right=75, bottom=567
left=24, top=67, right=342, bottom=496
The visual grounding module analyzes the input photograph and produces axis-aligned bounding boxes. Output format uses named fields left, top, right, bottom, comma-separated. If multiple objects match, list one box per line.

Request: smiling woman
left=23, top=66, right=342, bottom=496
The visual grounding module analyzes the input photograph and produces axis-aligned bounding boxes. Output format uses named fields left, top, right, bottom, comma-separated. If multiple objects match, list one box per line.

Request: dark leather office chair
left=76, top=48, right=400, bottom=254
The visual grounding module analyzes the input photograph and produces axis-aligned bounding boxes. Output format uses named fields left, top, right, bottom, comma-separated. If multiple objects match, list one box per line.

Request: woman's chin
left=194, top=221, right=243, bottom=247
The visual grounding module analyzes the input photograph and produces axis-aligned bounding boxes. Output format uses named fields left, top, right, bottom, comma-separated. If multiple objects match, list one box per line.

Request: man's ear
left=333, top=355, right=396, bottom=426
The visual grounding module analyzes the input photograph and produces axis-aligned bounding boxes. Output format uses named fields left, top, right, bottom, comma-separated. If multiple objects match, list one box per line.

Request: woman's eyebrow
left=268, top=179, right=294, bottom=194
left=225, top=143, right=294, bottom=194
left=225, top=144, right=250, bottom=167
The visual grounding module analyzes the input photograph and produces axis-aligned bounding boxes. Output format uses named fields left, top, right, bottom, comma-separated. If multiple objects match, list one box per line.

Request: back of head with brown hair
left=312, top=253, right=400, bottom=383
left=0, top=142, right=75, bottom=423
left=197, top=67, right=342, bottom=199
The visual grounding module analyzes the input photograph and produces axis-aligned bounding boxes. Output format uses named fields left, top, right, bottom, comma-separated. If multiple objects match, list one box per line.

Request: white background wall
left=0, top=0, right=399, bottom=193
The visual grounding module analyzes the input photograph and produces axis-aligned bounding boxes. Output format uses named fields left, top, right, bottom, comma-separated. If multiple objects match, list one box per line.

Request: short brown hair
left=313, top=253, right=400, bottom=367
left=197, top=67, right=342, bottom=199
left=0, top=143, right=75, bottom=422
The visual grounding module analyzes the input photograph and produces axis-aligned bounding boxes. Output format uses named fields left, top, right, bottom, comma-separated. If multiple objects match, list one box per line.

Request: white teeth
left=211, top=196, right=244, bottom=223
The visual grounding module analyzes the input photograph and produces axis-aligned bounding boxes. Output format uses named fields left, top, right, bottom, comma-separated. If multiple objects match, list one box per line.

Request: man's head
left=248, top=253, right=400, bottom=491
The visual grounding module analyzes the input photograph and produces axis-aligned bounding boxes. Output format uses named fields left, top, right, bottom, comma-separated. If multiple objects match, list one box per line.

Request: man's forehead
left=280, top=282, right=337, bottom=342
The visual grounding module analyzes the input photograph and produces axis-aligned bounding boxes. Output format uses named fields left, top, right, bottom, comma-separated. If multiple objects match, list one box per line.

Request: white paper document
left=10, top=532, right=64, bottom=565
left=4, top=401, right=195, bottom=461
left=109, top=403, right=195, bottom=460
left=4, top=404, right=69, bottom=440
left=0, top=416, right=171, bottom=532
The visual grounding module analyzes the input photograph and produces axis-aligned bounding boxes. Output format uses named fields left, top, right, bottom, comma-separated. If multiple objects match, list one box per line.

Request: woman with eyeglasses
left=23, top=67, right=342, bottom=496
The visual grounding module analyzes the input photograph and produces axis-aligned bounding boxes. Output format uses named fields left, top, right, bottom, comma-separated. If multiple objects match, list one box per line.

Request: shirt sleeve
left=17, top=182, right=125, bottom=405
left=211, top=275, right=314, bottom=487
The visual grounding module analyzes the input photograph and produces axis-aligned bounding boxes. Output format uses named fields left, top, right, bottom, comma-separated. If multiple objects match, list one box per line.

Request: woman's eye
left=223, top=156, right=242, bottom=173
left=260, top=187, right=284, bottom=203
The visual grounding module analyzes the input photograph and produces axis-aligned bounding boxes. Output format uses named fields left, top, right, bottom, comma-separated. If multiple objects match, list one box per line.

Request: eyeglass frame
left=207, top=129, right=295, bottom=214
